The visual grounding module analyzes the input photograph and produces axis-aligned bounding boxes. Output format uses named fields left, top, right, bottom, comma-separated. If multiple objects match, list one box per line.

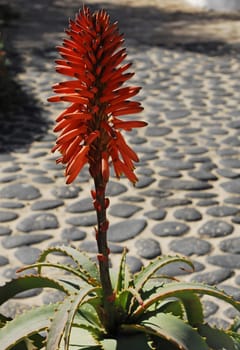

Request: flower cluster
left=48, top=6, right=147, bottom=184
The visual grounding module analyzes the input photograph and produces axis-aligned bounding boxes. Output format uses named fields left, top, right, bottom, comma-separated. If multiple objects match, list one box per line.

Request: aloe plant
left=0, top=247, right=240, bottom=349
left=0, top=5, right=239, bottom=350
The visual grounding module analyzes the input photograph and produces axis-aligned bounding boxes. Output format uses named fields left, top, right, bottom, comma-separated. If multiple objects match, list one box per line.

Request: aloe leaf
left=115, top=248, right=131, bottom=293
left=63, top=324, right=101, bottom=350
left=46, top=286, right=100, bottom=350
left=133, top=282, right=240, bottom=319
left=0, top=303, right=57, bottom=350
left=101, top=333, right=151, bottom=350
left=75, top=301, right=102, bottom=328
left=198, top=323, right=240, bottom=350
left=0, top=275, right=70, bottom=306
left=175, top=291, right=203, bottom=326
left=37, top=246, right=100, bottom=285
left=123, top=313, right=209, bottom=350
left=134, top=256, right=194, bottom=291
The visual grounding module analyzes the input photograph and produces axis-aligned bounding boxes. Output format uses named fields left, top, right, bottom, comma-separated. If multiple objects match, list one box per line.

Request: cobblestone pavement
left=0, top=0, right=240, bottom=327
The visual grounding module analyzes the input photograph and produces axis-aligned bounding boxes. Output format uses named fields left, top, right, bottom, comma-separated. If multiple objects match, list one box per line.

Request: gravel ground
left=0, top=0, right=240, bottom=327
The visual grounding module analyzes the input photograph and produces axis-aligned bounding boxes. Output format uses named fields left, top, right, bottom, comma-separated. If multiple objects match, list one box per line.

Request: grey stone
left=156, top=260, right=204, bottom=277
left=220, top=238, right=240, bottom=254
left=206, top=206, right=239, bottom=217
left=216, top=168, right=239, bottom=179
left=170, top=237, right=211, bottom=256
left=158, top=169, right=182, bottom=178
left=202, top=300, right=219, bottom=318
left=191, top=269, right=233, bottom=285
left=144, top=209, right=166, bottom=220
left=159, top=179, right=212, bottom=191
left=0, top=226, right=12, bottom=235
left=32, top=176, right=54, bottom=184
left=135, top=177, right=155, bottom=188
left=109, top=203, right=141, bottom=218
left=108, top=219, right=147, bottom=242
left=106, top=181, right=127, bottom=196
left=206, top=317, right=230, bottom=330
left=0, top=183, right=41, bottom=200
left=52, top=186, right=80, bottom=199
left=15, top=247, right=41, bottom=264
left=208, top=254, right=240, bottom=269
left=220, top=158, right=240, bottom=169
left=42, top=291, right=65, bottom=304
left=186, top=192, right=217, bottom=199
left=184, top=147, right=208, bottom=155
left=152, top=221, right=189, bottom=237
left=217, top=285, right=240, bottom=301
left=0, top=201, right=24, bottom=209
left=66, top=214, right=97, bottom=227
left=2, top=234, right=53, bottom=248
left=0, top=211, right=18, bottom=222
left=66, top=198, right=94, bottom=213
left=145, top=126, right=171, bottom=137
left=196, top=199, right=219, bottom=207
left=31, top=199, right=64, bottom=210
left=126, top=255, right=143, bottom=273
left=224, top=306, right=240, bottom=320
left=14, top=289, right=42, bottom=299
left=17, top=213, right=59, bottom=232
left=164, top=109, right=190, bottom=120
left=109, top=243, right=124, bottom=254
left=61, top=227, right=86, bottom=241
left=0, top=155, right=16, bottom=162
left=79, top=241, right=98, bottom=253
left=0, top=255, right=9, bottom=266
left=217, top=148, right=239, bottom=157
left=198, top=220, right=233, bottom=237
left=135, top=238, right=161, bottom=259
left=120, top=196, right=145, bottom=202
left=221, top=180, right=240, bottom=194
left=222, top=136, right=240, bottom=147
left=141, top=189, right=172, bottom=198
left=152, top=198, right=192, bottom=208
left=224, top=196, right=240, bottom=205
left=173, top=208, right=202, bottom=221
left=188, top=170, right=217, bottom=181
left=156, top=160, right=194, bottom=171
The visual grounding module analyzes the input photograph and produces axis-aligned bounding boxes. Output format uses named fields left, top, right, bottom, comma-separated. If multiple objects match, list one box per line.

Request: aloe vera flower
left=48, top=6, right=147, bottom=185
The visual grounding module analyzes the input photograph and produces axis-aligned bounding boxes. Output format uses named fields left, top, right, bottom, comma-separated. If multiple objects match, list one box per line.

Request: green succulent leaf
left=133, top=282, right=240, bottom=319
left=114, top=248, right=132, bottom=293
left=0, top=275, right=70, bottom=306
left=46, top=286, right=101, bottom=350
left=0, top=303, right=57, bottom=350
left=37, top=246, right=100, bottom=286
left=134, top=256, right=194, bottom=292
left=198, top=323, right=240, bottom=350
left=101, top=333, right=151, bottom=350
left=122, top=313, right=209, bottom=350
left=63, top=324, right=101, bottom=350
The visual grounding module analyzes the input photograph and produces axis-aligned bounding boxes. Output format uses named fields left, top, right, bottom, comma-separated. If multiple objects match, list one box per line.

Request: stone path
left=0, top=0, right=240, bottom=327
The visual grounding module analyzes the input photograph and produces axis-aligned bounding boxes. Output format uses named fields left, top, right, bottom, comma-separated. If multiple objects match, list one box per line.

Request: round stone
left=66, top=214, right=97, bottom=227
left=32, top=176, right=54, bottom=184
left=221, top=180, right=240, bottom=194
left=145, top=126, right=171, bottom=137
left=14, top=289, right=42, bottom=299
left=15, top=247, right=41, bottom=264
left=173, top=208, right=202, bottom=221
left=135, top=177, right=155, bottom=189
left=186, top=192, right=217, bottom=199
left=188, top=170, right=217, bottom=181
left=141, top=189, right=172, bottom=198
left=52, top=186, right=80, bottom=199
left=220, top=158, right=240, bottom=169
left=196, top=199, right=219, bottom=207
left=159, top=179, right=212, bottom=191
left=120, top=196, right=145, bottom=203
left=79, top=241, right=98, bottom=253
left=152, top=221, right=189, bottom=237
left=126, top=255, right=143, bottom=273
left=0, top=255, right=9, bottom=266
left=207, top=254, right=240, bottom=269
left=144, top=209, right=166, bottom=220
left=2, top=233, right=53, bottom=249
left=202, top=300, right=219, bottom=318
left=0, top=211, right=18, bottom=222
left=164, top=109, right=190, bottom=120
left=108, top=219, right=147, bottom=242
left=216, top=168, right=239, bottom=179
left=0, top=201, right=24, bottom=209
left=191, top=269, right=233, bottom=285
left=206, top=206, right=239, bottom=217
left=169, top=237, right=211, bottom=256
left=42, top=291, right=65, bottom=304
left=220, top=238, right=240, bottom=254
left=224, top=197, right=240, bottom=205
left=0, top=183, right=41, bottom=200
left=17, top=213, right=59, bottom=232
left=217, top=285, right=240, bottom=301
left=135, top=238, right=161, bottom=259
left=31, top=199, right=64, bottom=210
left=158, top=169, right=182, bottom=178
left=109, top=203, right=141, bottom=218
left=198, top=220, right=233, bottom=237
left=152, top=198, right=192, bottom=208
left=106, top=181, right=127, bottom=196
left=156, top=160, right=194, bottom=171
left=108, top=243, right=124, bottom=254
left=61, top=227, right=86, bottom=241
left=66, top=198, right=94, bottom=213
left=156, top=260, right=204, bottom=277
left=0, top=226, right=12, bottom=235
left=224, top=307, right=240, bottom=320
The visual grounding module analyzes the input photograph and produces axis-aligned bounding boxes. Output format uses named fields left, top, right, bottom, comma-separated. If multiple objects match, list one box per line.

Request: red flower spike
left=48, top=6, right=147, bottom=184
